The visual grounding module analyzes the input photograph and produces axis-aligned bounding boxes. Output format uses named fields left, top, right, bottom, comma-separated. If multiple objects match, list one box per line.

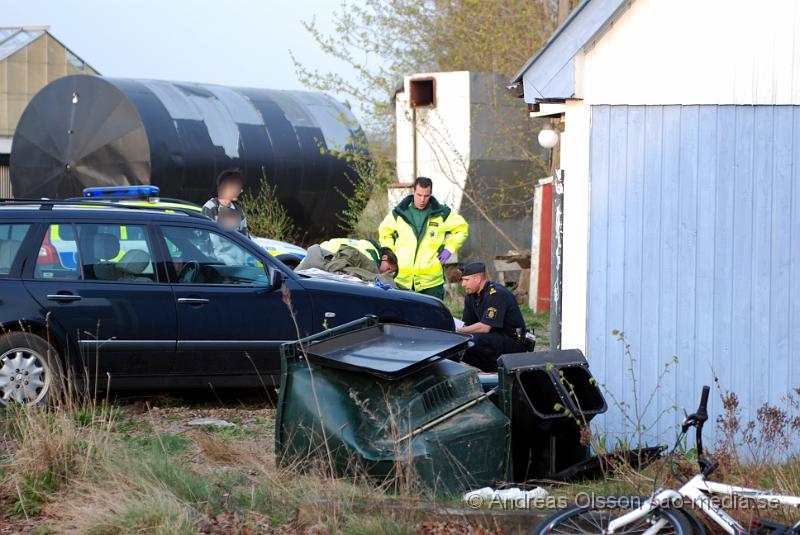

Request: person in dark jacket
left=457, top=262, right=527, bottom=371
left=203, top=168, right=249, bottom=236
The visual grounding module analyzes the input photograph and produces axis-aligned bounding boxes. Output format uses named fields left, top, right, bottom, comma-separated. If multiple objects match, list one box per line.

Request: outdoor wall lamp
left=537, top=127, right=559, bottom=149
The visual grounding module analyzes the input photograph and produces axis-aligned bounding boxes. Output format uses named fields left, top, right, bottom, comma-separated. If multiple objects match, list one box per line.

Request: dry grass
left=2, top=346, right=800, bottom=535
left=195, top=431, right=251, bottom=466
left=0, top=400, right=118, bottom=520
left=4, top=393, right=800, bottom=535
left=62, top=485, right=194, bottom=535
left=0, top=395, right=446, bottom=534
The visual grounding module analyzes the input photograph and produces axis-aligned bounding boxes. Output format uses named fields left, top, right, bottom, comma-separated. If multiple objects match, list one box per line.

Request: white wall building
left=394, top=71, right=546, bottom=261
left=513, top=0, right=800, bottom=443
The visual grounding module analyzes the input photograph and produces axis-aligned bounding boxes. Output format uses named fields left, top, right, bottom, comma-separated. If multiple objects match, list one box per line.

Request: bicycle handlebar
left=697, top=385, right=710, bottom=422
left=670, top=386, right=716, bottom=481
left=682, top=386, right=710, bottom=431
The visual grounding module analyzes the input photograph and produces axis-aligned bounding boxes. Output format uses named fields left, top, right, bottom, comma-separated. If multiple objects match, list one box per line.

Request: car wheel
left=0, top=332, right=63, bottom=406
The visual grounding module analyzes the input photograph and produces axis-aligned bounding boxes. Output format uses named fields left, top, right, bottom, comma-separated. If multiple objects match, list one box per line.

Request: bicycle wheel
left=532, top=504, right=694, bottom=535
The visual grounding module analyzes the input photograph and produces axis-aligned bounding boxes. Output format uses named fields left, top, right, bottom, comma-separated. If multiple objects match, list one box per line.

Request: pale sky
left=3, top=0, right=374, bottom=121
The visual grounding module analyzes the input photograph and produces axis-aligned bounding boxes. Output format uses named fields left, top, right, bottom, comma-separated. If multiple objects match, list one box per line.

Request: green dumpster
left=276, top=316, right=510, bottom=496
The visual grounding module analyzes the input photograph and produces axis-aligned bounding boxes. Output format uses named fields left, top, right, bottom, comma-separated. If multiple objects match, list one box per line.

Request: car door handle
left=46, top=294, right=82, bottom=302
left=177, top=297, right=210, bottom=305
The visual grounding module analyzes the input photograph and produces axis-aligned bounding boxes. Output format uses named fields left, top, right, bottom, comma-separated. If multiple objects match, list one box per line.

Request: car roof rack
left=0, top=198, right=208, bottom=219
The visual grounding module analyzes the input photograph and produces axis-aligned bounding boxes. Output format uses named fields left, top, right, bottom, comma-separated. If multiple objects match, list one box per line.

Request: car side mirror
left=271, top=269, right=285, bottom=289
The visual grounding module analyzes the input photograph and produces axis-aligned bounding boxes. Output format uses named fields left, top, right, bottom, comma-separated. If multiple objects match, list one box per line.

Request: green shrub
left=238, top=171, right=299, bottom=243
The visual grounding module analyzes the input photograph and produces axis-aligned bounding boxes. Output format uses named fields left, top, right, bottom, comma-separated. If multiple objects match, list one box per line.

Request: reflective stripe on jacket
left=378, top=195, right=468, bottom=292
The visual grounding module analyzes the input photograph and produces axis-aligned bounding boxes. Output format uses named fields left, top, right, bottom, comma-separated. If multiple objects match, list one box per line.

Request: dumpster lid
left=305, top=323, right=472, bottom=379
left=498, top=349, right=588, bottom=372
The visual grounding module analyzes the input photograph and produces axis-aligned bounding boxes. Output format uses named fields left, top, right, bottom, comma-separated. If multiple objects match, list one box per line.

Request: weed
left=601, top=330, right=679, bottom=450
left=131, top=432, right=189, bottom=455
left=238, top=171, right=299, bottom=243
left=715, top=384, right=800, bottom=488
left=110, top=416, right=141, bottom=435
left=333, top=134, right=391, bottom=238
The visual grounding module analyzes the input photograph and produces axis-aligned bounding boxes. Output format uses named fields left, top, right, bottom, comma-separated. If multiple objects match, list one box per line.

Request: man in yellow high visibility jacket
left=379, top=177, right=469, bottom=300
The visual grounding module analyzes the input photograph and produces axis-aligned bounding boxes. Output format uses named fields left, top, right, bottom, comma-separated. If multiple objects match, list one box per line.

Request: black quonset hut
left=10, top=75, right=365, bottom=239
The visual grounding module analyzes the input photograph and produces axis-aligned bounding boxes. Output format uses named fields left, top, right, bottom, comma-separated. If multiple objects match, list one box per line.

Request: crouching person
left=456, top=262, right=527, bottom=372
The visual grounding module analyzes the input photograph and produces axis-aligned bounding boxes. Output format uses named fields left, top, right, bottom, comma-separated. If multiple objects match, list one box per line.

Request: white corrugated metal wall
left=581, top=0, right=800, bottom=105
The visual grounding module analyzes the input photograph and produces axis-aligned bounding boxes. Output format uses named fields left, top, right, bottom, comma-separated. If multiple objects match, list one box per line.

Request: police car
left=0, top=193, right=453, bottom=405
left=249, top=237, right=306, bottom=268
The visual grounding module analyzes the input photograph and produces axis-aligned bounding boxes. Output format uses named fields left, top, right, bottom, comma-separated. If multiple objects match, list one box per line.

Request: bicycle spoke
left=546, top=508, right=680, bottom=535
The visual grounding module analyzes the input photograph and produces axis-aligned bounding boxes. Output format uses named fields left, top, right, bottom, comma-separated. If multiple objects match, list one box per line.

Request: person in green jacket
left=296, top=239, right=400, bottom=287
left=378, top=177, right=469, bottom=300
left=319, top=238, right=383, bottom=267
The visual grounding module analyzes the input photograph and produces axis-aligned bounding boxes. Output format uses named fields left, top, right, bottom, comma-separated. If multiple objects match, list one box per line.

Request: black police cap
left=460, top=262, right=486, bottom=276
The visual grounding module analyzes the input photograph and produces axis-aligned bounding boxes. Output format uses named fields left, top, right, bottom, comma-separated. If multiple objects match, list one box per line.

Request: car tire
left=0, top=332, right=64, bottom=407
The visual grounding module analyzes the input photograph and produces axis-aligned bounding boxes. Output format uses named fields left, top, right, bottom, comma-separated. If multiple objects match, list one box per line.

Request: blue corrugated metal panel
left=587, top=104, right=800, bottom=445
left=639, top=107, right=664, bottom=433
left=790, top=111, right=800, bottom=392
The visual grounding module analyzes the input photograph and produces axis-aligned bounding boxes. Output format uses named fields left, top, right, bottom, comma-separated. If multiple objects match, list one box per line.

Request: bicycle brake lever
left=681, top=415, right=695, bottom=433
left=680, top=409, right=691, bottom=432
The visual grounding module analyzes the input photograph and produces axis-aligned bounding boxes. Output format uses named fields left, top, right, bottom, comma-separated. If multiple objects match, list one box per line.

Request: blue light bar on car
left=82, top=185, right=161, bottom=199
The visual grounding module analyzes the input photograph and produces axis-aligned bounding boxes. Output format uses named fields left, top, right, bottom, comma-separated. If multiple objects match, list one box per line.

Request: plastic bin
left=276, top=316, right=510, bottom=496
left=559, top=364, right=607, bottom=416
left=497, top=349, right=607, bottom=482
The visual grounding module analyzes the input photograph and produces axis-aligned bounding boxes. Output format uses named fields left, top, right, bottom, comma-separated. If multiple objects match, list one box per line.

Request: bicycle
left=534, top=386, right=800, bottom=535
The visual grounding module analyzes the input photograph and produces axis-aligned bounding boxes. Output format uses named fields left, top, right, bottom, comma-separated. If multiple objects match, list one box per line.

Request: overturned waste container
left=497, top=350, right=607, bottom=482
left=276, top=317, right=608, bottom=494
left=276, top=316, right=510, bottom=495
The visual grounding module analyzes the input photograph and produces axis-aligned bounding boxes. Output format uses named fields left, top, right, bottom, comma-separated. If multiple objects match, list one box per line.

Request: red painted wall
left=536, top=183, right=553, bottom=313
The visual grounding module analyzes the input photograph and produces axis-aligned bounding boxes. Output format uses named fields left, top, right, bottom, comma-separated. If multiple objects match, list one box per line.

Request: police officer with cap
left=456, top=262, right=527, bottom=371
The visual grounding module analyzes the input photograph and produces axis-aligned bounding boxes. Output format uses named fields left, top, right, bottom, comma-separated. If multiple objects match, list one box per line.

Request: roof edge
left=0, top=27, right=100, bottom=74
left=44, top=29, right=100, bottom=75
left=509, top=0, right=593, bottom=85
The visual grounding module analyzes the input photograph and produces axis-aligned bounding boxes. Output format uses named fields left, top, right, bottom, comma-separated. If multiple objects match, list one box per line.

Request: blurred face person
left=217, top=208, right=241, bottom=231
left=218, top=176, right=243, bottom=205
left=461, top=272, right=486, bottom=295
left=413, top=184, right=432, bottom=210
left=379, top=249, right=398, bottom=274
